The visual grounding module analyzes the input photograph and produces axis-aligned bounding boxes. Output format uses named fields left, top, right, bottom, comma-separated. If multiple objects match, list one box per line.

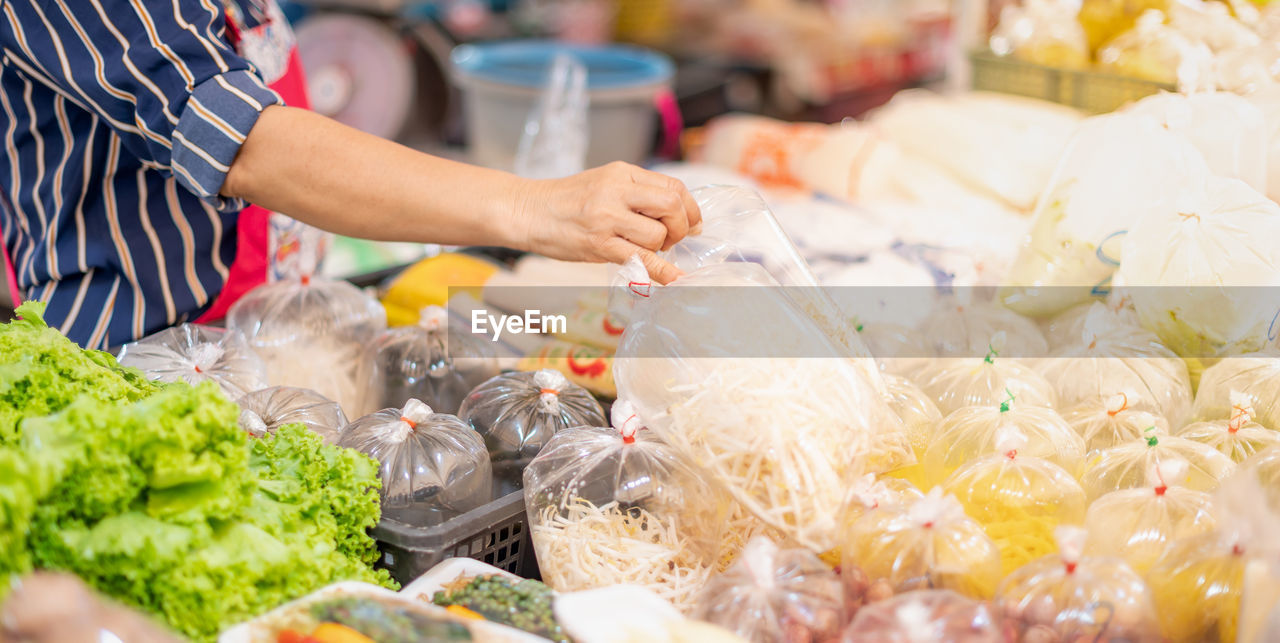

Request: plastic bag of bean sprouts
left=1178, top=391, right=1280, bottom=463
left=1080, top=430, right=1236, bottom=502
left=523, top=400, right=730, bottom=612
left=694, top=536, right=845, bottom=643
left=117, top=324, right=266, bottom=400
left=912, top=344, right=1058, bottom=417
left=1193, top=352, right=1280, bottom=430
left=459, top=369, right=605, bottom=492
left=228, top=250, right=385, bottom=417
left=842, top=589, right=1002, bottom=643
left=612, top=256, right=906, bottom=553
left=1060, top=394, right=1171, bottom=455
left=237, top=385, right=347, bottom=444
left=337, top=399, right=492, bottom=527
left=370, top=305, right=499, bottom=415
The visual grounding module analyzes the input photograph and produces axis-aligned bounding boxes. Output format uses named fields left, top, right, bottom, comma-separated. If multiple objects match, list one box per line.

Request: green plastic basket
left=970, top=50, right=1175, bottom=114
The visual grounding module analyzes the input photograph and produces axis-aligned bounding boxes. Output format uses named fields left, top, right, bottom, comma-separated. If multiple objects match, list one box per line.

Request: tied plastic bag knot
left=1229, top=390, right=1257, bottom=432
left=534, top=369, right=568, bottom=413
left=741, top=536, right=780, bottom=591
left=611, top=398, right=642, bottom=444
left=907, top=488, right=966, bottom=530
left=513, top=52, right=587, bottom=180
left=418, top=305, right=449, bottom=333
left=396, top=398, right=435, bottom=437
left=995, top=425, right=1029, bottom=459
left=1055, top=525, right=1087, bottom=573
left=1147, top=457, right=1190, bottom=495
left=238, top=408, right=268, bottom=438
left=188, top=342, right=224, bottom=375
left=846, top=473, right=894, bottom=510
left=1105, top=391, right=1134, bottom=416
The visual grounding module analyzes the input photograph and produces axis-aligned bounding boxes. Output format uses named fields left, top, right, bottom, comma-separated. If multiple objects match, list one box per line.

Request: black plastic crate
left=373, top=488, right=539, bottom=586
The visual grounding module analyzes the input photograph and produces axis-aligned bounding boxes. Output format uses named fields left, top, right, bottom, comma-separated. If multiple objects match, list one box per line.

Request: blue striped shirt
left=0, top=0, right=284, bottom=349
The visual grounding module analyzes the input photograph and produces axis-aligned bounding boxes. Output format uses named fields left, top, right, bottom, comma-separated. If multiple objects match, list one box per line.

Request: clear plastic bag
left=1167, top=0, right=1261, bottom=53
left=941, top=428, right=1087, bottom=576
left=512, top=52, right=586, bottom=179
left=1124, top=91, right=1269, bottom=193
left=1083, top=458, right=1218, bottom=574
left=613, top=257, right=904, bottom=553
left=836, top=474, right=926, bottom=551
left=524, top=400, right=728, bottom=611
left=842, top=488, right=1002, bottom=601
left=228, top=274, right=386, bottom=418
left=1177, top=392, right=1280, bottom=462
left=922, top=399, right=1085, bottom=488
left=370, top=305, right=499, bottom=416
left=116, top=324, right=267, bottom=400
left=1193, top=352, right=1280, bottom=430
left=1036, top=304, right=1194, bottom=426
left=1240, top=447, right=1280, bottom=515
left=994, top=526, right=1161, bottom=642
left=1060, top=394, right=1171, bottom=454
left=1040, top=299, right=1142, bottom=350
left=999, top=112, right=1212, bottom=318
left=1117, top=176, right=1280, bottom=358
left=336, top=399, right=492, bottom=526
left=694, top=536, right=845, bottom=643
left=882, top=375, right=942, bottom=486
left=1098, top=9, right=1217, bottom=91
left=459, top=369, right=605, bottom=492
left=237, top=385, right=348, bottom=444
left=913, top=353, right=1058, bottom=418
left=918, top=301, right=1048, bottom=360
left=841, top=589, right=1002, bottom=643
left=989, top=0, right=1089, bottom=69
left=1080, top=431, right=1237, bottom=501
left=859, top=322, right=935, bottom=379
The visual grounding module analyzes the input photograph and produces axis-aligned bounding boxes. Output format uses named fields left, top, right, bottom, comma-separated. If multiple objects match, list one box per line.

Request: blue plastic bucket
left=451, top=40, right=675, bottom=171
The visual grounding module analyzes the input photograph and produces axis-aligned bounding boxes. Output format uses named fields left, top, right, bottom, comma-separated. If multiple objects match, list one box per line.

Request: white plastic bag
left=1124, top=91, right=1268, bottom=194
left=237, top=385, right=348, bottom=444
left=116, top=324, right=267, bottom=400
left=1000, top=112, right=1212, bottom=318
left=513, top=53, right=586, bottom=179
left=1117, top=176, right=1280, bottom=358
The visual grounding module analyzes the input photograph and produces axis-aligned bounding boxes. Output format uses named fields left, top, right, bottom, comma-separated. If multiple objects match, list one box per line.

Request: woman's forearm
left=221, top=105, right=531, bottom=248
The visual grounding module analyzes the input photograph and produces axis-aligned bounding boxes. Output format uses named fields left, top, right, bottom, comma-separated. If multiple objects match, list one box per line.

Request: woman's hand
left=511, top=162, right=701, bottom=284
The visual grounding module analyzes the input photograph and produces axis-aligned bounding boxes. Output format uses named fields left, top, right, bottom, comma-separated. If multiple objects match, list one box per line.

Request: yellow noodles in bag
left=1081, top=433, right=1236, bottom=501
left=1061, top=393, right=1170, bottom=454
left=922, top=401, right=1084, bottom=489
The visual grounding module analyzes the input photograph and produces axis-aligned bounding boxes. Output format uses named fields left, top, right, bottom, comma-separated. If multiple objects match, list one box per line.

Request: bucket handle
left=654, top=88, right=682, bottom=160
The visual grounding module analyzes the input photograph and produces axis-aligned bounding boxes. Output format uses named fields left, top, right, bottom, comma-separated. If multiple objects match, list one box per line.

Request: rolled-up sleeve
left=0, top=0, right=283, bottom=211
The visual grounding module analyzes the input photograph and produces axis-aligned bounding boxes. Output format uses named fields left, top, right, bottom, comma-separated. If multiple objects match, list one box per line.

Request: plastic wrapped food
left=995, top=526, right=1161, bottom=642
left=1040, top=299, right=1141, bottom=350
left=516, top=339, right=616, bottom=398
left=524, top=400, right=728, bottom=611
left=116, top=324, right=267, bottom=400
left=613, top=258, right=903, bottom=552
left=1036, top=304, right=1193, bottom=426
left=841, top=589, right=1002, bottom=643
left=842, top=488, right=1002, bottom=600
left=860, top=322, right=934, bottom=378
left=1168, top=0, right=1261, bottom=52
left=1239, top=447, right=1280, bottom=515
left=1193, top=352, right=1280, bottom=430
left=237, top=385, right=348, bottom=444
left=695, top=536, right=845, bottom=643
left=1061, top=394, right=1170, bottom=454
left=337, top=399, right=492, bottom=526
left=913, top=351, right=1058, bottom=417
left=882, top=375, right=943, bottom=487
left=1080, top=430, right=1237, bottom=501
left=989, top=0, right=1089, bottom=68
left=918, top=301, right=1048, bottom=360
left=228, top=274, right=386, bottom=417
left=1178, top=391, right=1280, bottom=462
left=1124, top=91, right=1268, bottom=193
left=459, top=369, right=605, bottom=491
left=1078, top=0, right=1171, bottom=52
left=1098, top=10, right=1216, bottom=90
left=370, top=305, right=499, bottom=416
left=922, top=398, right=1085, bottom=488
left=1117, top=176, right=1280, bottom=358
left=941, top=428, right=1087, bottom=575
left=836, top=474, right=926, bottom=548
left=1084, top=458, right=1218, bottom=574
left=999, top=113, right=1211, bottom=318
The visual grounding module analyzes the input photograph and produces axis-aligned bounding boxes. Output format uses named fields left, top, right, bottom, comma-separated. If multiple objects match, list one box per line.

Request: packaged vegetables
left=1080, top=430, right=1236, bottom=501
left=459, top=369, right=605, bottom=491
left=370, top=305, right=499, bottom=416
left=1178, top=391, right=1280, bottom=462
left=338, top=400, right=492, bottom=527
left=238, top=386, right=348, bottom=444
left=922, top=396, right=1085, bottom=488
left=431, top=575, right=565, bottom=642
left=117, top=323, right=267, bottom=401
left=912, top=344, right=1058, bottom=417
left=1193, top=352, right=1280, bottom=430
left=841, top=589, right=1002, bottom=643
left=1061, top=393, right=1170, bottom=454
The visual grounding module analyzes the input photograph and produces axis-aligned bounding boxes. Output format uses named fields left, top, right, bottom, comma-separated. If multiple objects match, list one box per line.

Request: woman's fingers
left=600, top=238, right=683, bottom=285
left=625, top=184, right=690, bottom=250
left=624, top=166, right=702, bottom=245
left=612, top=209, right=669, bottom=252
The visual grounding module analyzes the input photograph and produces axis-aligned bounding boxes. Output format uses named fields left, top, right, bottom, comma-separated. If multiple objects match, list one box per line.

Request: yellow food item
left=311, top=624, right=377, bottom=643
left=444, top=605, right=484, bottom=620
left=381, top=253, right=500, bottom=326
left=1079, top=0, right=1171, bottom=53
left=1148, top=533, right=1247, bottom=643
left=517, top=340, right=616, bottom=398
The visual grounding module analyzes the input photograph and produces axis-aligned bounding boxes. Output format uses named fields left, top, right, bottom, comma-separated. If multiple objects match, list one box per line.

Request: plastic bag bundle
left=116, top=324, right=267, bottom=400
left=1178, top=391, right=1280, bottom=462
left=1040, top=300, right=1141, bottom=350
left=922, top=398, right=1085, bottom=488
left=337, top=399, right=492, bottom=526
left=1239, top=447, right=1280, bottom=514
left=694, top=536, right=845, bottom=643
left=524, top=401, right=728, bottom=611
left=1061, top=394, right=1170, bottom=454
left=999, top=112, right=1211, bottom=318
left=989, top=0, right=1089, bottom=68
left=918, top=301, right=1048, bottom=360
left=842, top=488, right=1002, bottom=601
left=613, top=259, right=904, bottom=553
left=941, top=428, right=1087, bottom=576
left=1036, top=304, right=1193, bottom=426
left=1098, top=10, right=1216, bottom=91
left=1080, top=430, right=1237, bottom=501
left=1124, top=92, right=1268, bottom=193
left=1083, top=459, right=1218, bottom=574
left=995, top=526, right=1161, bottom=643
left=882, top=375, right=943, bottom=486
left=459, top=369, right=605, bottom=490
left=841, top=589, right=1002, bottom=643
left=369, top=305, right=499, bottom=416
left=1193, top=352, right=1280, bottom=430
left=228, top=273, right=386, bottom=417
left=236, top=385, right=347, bottom=444
left=913, top=351, right=1058, bottom=418
left=859, top=322, right=934, bottom=378
left=1118, top=176, right=1280, bottom=359
left=836, top=474, right=926, bottom=548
